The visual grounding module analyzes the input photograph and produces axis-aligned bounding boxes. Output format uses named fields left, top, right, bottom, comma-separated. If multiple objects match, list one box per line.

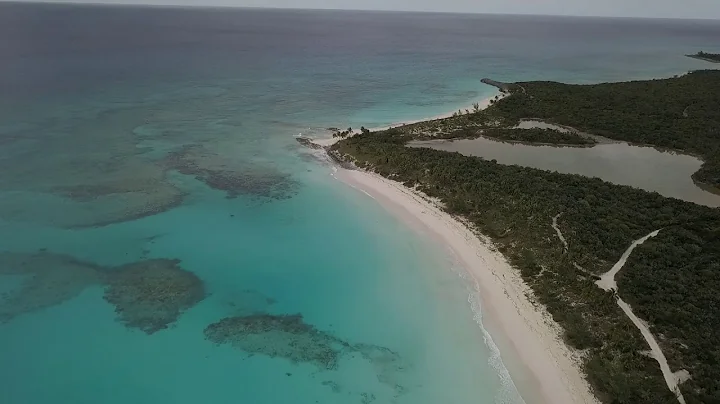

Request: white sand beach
left=313, top=89, right=598, bottom=403
left=333, top=167, right=599, bottom=404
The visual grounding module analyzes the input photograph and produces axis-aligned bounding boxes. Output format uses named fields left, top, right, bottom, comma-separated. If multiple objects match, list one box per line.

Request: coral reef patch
left=204, top=313, right=409, bottom=396
left=0, top=252, right=103, bottom=323
left=103, top=259, right=206, bottom=334
left=163, top=145, right=299, bottom=200
left=204, top=314, right=345, bottom=369
left=0, top=252, right=205, bottom=333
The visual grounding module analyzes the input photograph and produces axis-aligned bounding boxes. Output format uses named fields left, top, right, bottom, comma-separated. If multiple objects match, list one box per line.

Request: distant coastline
left=686, top=51, right=720, bottom=63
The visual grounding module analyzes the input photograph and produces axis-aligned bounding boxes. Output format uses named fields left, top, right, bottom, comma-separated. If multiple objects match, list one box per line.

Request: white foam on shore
left=334, top=166, right=525, bottom=401
left=445, top=256, right=526, bottom=404
left=332, top=168, right=599, bottom=404
left=468, top=280, right=528, bottom=404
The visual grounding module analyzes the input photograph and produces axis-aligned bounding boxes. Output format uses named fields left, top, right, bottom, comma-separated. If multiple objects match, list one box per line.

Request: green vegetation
left=484, top=128, right=595, bottom=145
left=329, top=71, right=720, bottom=403
left=493, top=70, right=720, bottom=188
left=388, top=70, right=720, bottom=189
left=619, top=220, right=720, bottom=404
left=687, top=51, right=720, bottom=63
left=332, top=127, right=354, bottom=138
left=442, top=127, right=596, bottom=145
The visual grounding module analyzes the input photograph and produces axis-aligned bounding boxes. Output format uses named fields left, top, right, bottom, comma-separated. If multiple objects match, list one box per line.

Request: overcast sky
left=21, top=0, right=720, bottom=19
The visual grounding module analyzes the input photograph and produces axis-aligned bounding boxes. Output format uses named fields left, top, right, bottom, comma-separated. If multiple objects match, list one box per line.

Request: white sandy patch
left=334, top=168, right=599, bottom=404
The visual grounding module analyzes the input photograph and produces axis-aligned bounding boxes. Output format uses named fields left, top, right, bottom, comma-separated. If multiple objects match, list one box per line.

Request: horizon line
left=3, top=0, right=720, bottom=22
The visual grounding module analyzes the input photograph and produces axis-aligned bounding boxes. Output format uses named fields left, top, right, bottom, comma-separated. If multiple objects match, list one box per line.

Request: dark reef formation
left=0, top=250, right=408, bottom=397
left=53, top=174, right=188, bottom=229
left=204, top=314, right=345, bottom=369
left=1, top=87, right=309, bottom=229
left=0, top=252, right=205, bottom=333
left=0, top=252, right=103, bottom=323
left=0, top=104, right=191, bottom=229
left=360, top=392, right=377, bottom=404
left=353, top=343, right=406, bottom=393
left=103, top=259, right=206, bottom=334
left=204, top=313, right=408, bottom=396
left=295, top=136, right=325, bottom=150
left=321, top=380, right=342, bottom=393
left=163, top=145, right=299, bottom=200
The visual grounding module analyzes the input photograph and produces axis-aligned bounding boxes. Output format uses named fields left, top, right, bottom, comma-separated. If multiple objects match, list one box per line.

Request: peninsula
left=686, top=51, right=720, bottom=63
left=318, top=71, right=720, bottom=404
left=481, top=78, right=512, bottom=92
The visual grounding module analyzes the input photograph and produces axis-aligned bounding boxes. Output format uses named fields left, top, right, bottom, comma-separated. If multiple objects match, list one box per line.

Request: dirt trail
left=595, top=229, right=688, bottom=404
left=596, top=230, right=660, bottom=291
left=551, top=213, right=569, bottom=252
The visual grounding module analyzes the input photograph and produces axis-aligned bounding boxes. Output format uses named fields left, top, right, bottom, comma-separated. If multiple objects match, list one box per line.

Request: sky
left=14, top=0, right=720, bottom=19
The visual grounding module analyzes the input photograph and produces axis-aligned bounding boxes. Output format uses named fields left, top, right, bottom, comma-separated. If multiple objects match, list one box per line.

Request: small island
left=686, top=51, right=720, bottom=63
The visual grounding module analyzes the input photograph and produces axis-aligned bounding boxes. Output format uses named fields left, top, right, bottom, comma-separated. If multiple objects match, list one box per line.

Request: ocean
left=0, top=3, right=718, bottom=404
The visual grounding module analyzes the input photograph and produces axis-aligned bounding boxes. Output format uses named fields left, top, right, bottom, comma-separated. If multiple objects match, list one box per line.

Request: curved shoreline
left=332, top=167, right=599, bottom=404
left=305, top=71, right=720, bottom=403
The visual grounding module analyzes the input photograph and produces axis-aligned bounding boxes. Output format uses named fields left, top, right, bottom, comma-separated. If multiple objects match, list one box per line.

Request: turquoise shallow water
left=0, top=177, right=511, bottom=403
left=1, top=4, right=719, bottom=404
